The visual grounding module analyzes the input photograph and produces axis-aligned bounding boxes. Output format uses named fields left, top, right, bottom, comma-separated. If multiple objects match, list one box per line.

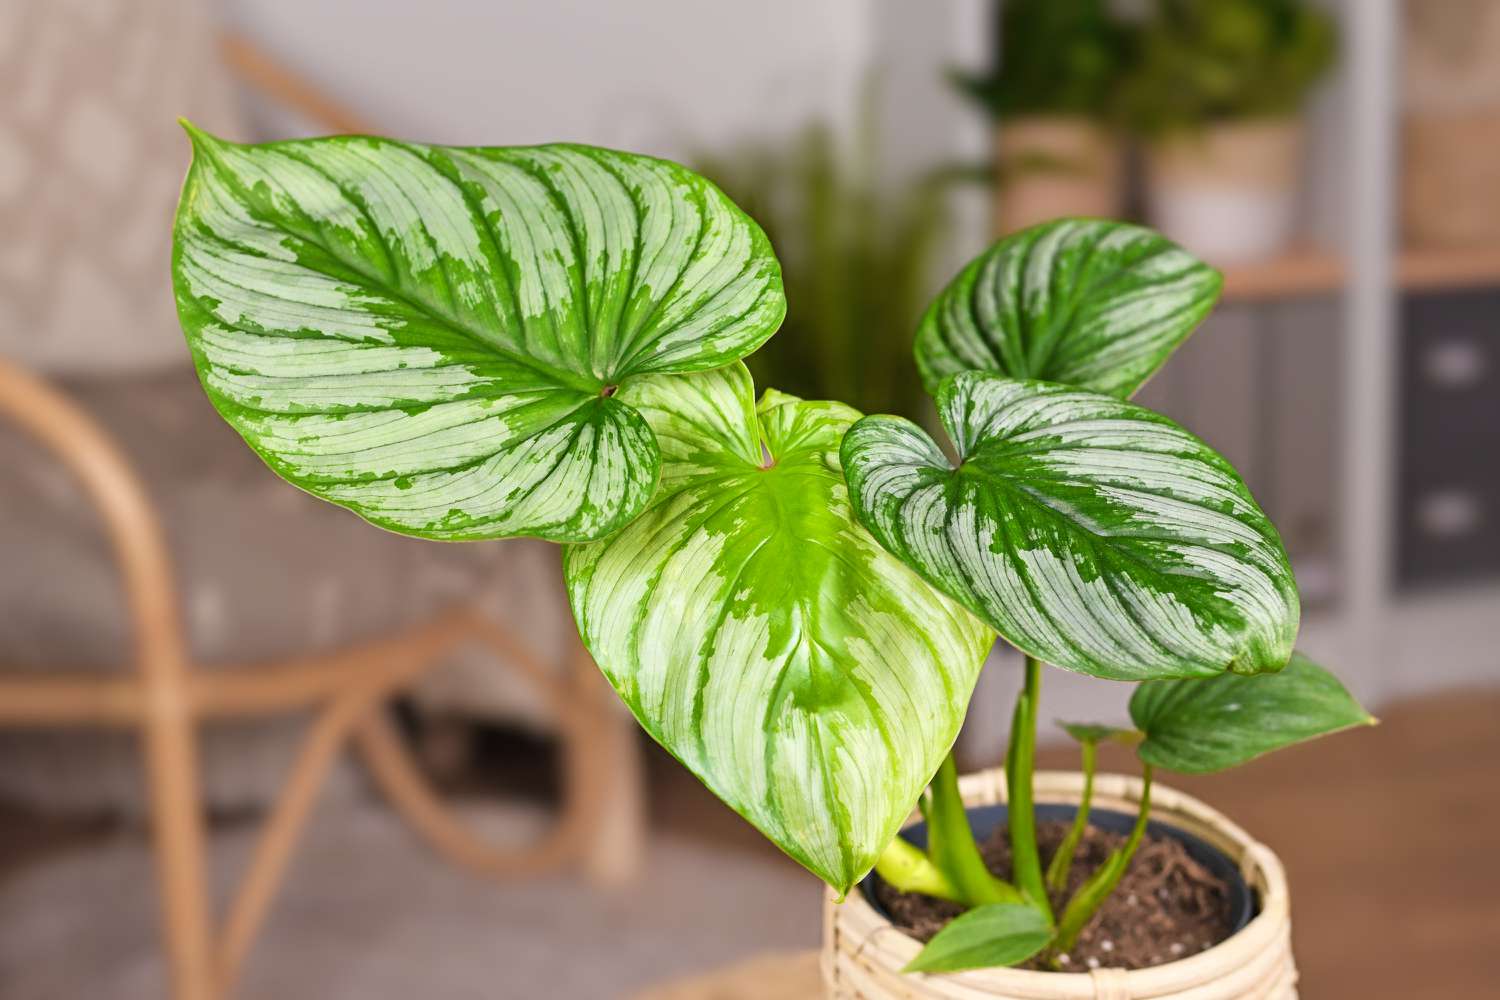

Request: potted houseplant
left=953, top=0, right=1132, bottom=234
left=829, top=220, right=1370, bottom=996
left=1121, top=0, right=1338, bottom=264
left=170, top=127, right=1370, bottom=996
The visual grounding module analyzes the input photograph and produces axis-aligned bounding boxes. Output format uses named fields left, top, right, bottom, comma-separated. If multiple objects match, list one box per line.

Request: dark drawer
left=1397, top=289, right=1500, bottom=588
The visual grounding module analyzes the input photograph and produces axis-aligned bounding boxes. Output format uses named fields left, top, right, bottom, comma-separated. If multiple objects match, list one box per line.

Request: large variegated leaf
left=914, top=219, right=1222, bottom=399
left=172, top=126, right=783, bottom=542
left=564, top=364, right=993, bottom=891
left=842, top=372, right=1299, bottom=681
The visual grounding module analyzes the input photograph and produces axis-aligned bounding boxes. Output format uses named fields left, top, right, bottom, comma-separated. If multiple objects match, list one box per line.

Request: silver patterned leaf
left=565, top=364, right=993, bottom=891
left=915, top=219, right=1222, bottom=399
left=172, top=126, right=784, bottom=542
left=842, top=372, right=1299, bottom=681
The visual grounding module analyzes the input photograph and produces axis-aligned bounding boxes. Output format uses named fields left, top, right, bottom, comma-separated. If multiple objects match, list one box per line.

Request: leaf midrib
left=192, top=142, right=604, bottom=397
left=1022, top=236, right=1181, bottom=382
left=953, top=459, right=1240, bottom=589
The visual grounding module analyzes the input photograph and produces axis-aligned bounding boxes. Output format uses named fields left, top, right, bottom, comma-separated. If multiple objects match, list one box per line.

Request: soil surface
left=874, top=820, right=1235, bottom=972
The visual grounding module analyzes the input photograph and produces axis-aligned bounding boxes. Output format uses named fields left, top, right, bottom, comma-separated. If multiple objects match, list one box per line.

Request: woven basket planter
left=821, top=769, right=1296, bottom=1000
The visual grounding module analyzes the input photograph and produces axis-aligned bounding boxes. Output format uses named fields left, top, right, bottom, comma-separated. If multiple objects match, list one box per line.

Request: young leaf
left=1130, top=653, right=1376, bottom=773
left=902, top=903, right=1053, bottom=974
left=842, top=372, right=1300, bottom=681
left=172, top=127, right=784, bottom=543
left=914, top=219, right=1222, bottom=399
left=1053, top=765, right=1153, bottom=954
left=1045, top=731, right=1099, bottom=893
left=1058, top=721, right=1138, bottom=745
left=564, top=364, right=994, bottom=892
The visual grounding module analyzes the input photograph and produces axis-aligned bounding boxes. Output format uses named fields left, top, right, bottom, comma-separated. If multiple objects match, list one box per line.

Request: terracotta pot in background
left=822, top=769, right=1297, bottom=1000
left=994, top=117, right=1124, bottom=235
left=1144, top=119, right=1305, bottom=266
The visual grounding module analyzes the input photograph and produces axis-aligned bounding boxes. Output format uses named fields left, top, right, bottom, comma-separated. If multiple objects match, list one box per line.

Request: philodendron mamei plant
left=171, top=125, right=1373, bottom=974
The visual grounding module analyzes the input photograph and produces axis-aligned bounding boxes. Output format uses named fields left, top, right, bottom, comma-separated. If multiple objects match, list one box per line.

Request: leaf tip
left=177, top=119, right=230, bottom=157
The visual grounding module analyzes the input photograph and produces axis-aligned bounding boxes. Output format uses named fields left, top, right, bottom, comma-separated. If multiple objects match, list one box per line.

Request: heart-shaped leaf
left=1130, top=653, right=1375, bottom=773
left=903, top=902, right=1053, bottom=974
left=842, top=372, right=1300, bottom=681
left=914, top=219, right=1222, bottom=399
left=564, top=364, right=993, bottom=891
left=172, top=126, right=784, bottom=542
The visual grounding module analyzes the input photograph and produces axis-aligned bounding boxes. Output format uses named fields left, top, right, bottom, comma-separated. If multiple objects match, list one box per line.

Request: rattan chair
left=0, top=36, right=643, bottom=1000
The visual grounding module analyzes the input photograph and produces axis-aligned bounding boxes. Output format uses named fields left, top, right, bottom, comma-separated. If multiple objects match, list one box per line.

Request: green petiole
left=874, top=752, right=1023, bottom=906
left=1006, top=656, right=1052, bottom=922
left=875, top=835, right=963, bottom=903
left=1045, top=738, right=1097, bottom=893
left=928, top=754, right=1025, bottom=905
left=1052, top=763, right=1154, bottom=955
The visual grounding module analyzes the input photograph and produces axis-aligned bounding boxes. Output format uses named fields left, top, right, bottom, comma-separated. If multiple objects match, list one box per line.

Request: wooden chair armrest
left=0, top=358, right=190, bottom=683
left=219, top=33, right=375, bottom=135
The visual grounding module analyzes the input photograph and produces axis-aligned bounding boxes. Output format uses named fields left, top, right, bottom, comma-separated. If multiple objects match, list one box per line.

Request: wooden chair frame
left=0, top=38, right=643, bottom=1000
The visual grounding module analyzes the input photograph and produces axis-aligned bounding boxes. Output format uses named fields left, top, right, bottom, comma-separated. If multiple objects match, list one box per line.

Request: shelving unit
left=1212, top=1, right=1498, bottom=704
left=954, top=0, right=1497, bottom=742
left=1220, top=243, right=1500, bottom=303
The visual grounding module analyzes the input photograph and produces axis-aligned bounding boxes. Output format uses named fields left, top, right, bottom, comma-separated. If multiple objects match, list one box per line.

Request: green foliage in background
left=951, top=0, right=1133, bottom=121
left=1120, top=0, right=1338, bottom=136
left=695, top=121, right=947, bottom=423
left=948, top=0, right=1338, bottom=137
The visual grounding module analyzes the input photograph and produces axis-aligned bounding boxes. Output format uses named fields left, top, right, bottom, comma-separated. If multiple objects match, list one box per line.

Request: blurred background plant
left=946, top=0, right=1135, bottom=234
left=949, top=0, right=1132, bottom=122
left=1120, top=0, right=1337, bottom=137
left=695, top=109, right=950, bottom=422
left=1119, top=0, right=1339, bottom=263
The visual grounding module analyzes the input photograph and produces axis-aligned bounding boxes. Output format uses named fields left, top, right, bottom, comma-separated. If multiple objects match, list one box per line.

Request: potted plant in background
left=952, top=0, right=1132, bottom=234
left=171, top=127, right=1369, bottom=997
left=1121, top=0, right=1337, bottom=264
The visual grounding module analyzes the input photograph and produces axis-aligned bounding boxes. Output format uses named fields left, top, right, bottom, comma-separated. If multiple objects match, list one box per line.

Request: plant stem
left=1006, top=656, right=1051, bottom=922
left=1052, top=764, right=1154, bottom=954
left=927, top=753, right=1025, bottom=905
left=875, top=834, right=963, bottom=903
left=1045, top=739, right=1096, bottom=893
